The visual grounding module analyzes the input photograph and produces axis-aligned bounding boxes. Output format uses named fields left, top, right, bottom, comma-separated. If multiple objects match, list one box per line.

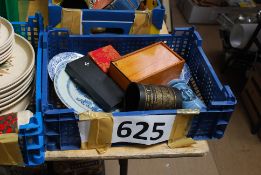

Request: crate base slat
left=45, top=140, right=209, bottom=161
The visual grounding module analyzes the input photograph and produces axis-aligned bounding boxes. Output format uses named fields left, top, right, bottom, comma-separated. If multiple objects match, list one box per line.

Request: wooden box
left=108, top=42, right=185, bottom=90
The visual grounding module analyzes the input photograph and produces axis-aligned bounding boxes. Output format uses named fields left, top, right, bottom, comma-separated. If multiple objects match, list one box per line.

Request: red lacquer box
left=88, top=45, right=121, bottom=73
left=89, top=0, right=113, bottom=9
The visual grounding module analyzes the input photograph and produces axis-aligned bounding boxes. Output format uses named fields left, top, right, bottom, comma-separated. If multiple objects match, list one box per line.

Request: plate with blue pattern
left=48, top=52, right=84, bottom=81
left=54, top=59, right=103, bottom=114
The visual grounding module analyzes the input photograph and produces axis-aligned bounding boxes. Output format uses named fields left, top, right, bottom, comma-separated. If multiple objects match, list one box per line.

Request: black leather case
left=65, top=56, right=124, bottom=112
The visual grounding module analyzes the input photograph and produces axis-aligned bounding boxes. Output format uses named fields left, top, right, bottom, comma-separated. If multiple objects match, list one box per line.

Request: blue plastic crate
left=18, top=112, right=44, bottom=166
left=11, top=13, right=45, bottom=166
left=48, top=0, right=165, bottom=34
left=41, top=27, right=236, bottom=151
left=43, top=109, right=81, bottom=150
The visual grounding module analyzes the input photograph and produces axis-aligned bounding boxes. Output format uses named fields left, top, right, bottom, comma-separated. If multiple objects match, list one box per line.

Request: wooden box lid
left=109, top=42, right=185, bottom=90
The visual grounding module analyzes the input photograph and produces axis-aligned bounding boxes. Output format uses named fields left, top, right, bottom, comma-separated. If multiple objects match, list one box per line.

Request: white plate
left=48, top=52, right=83, bottom=81
left=0, top=81, right=33, bottom=108
left=0, top=43, right=13, bottom=63
left=54, top=61, right=103, bottom=114
left=0, top=37, right=13, bottom=55
left=0, top=69, right=34, bottom=97
left=0, top=43, right=13, bottom=60
left=0, top=85, right=32, bottom=111
left=0, top=17, right=14, bottom=49
left=0, top=53, right=12, bottom=64
left=0, top=34, right=35, bottom=90
left=0, top=73, right=34, bottom=103
left=17, top=110, right=34, bottom=127
left=0, top=90, right=33, bottom=115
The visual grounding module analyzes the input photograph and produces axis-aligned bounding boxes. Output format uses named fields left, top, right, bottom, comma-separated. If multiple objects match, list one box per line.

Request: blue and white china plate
left=179, top=63, right=191, bottom=84
left=168, top=80, right=206, bottom=109
left=48, top=52, right=84, bottom=81
left=54, top=60, right=103, bottom=114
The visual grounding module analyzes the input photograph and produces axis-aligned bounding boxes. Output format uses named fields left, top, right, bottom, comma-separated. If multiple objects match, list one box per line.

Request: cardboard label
left=111, top=115, right=175, bottom=145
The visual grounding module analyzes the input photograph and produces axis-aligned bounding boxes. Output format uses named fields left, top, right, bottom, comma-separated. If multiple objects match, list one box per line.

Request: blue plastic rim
left=48, top=0, right=165, bottom=34
left=41, top=27, right=236, bottom=151
left=11, top=12, right=45, bottom=166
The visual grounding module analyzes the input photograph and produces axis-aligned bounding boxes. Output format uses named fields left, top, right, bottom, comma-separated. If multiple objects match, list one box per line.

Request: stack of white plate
left=0, top=17, right=14, bottom=64
left=0, top=17, right=35, bottom=115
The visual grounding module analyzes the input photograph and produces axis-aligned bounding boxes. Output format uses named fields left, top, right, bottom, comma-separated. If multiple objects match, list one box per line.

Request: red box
left=88, top=45, right=121, bottom=73
left=0, top=113, right=17, bottom=134
left=89, top=0, right=113, bottom=9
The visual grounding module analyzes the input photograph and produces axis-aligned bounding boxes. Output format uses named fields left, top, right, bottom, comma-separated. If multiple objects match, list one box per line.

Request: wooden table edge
left=45, top=141, right=209, bottom=161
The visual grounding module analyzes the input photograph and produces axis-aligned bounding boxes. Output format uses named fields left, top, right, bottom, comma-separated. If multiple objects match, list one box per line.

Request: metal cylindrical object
left=230, top=23, right=261, bottom=51
left=124, top=83, right=182, bottom=111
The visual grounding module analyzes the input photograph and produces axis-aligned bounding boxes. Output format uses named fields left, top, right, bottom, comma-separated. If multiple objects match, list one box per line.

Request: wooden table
left=46, top=141, right=208, bottom=175
left=45, top=23, right=209, bottom=175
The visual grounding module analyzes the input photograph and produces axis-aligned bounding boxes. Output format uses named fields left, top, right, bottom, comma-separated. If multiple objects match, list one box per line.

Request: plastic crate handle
left=223, top=85, right=237, bottom=103
left=18, top=112, right=44, bottom=166
left=151, top=1, right=165, bottom=30
left=173, top=27, right=203, bottom=46
left=82, top=20, right=133, bottom=35
left=210, top=86, right=237, bottom=107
